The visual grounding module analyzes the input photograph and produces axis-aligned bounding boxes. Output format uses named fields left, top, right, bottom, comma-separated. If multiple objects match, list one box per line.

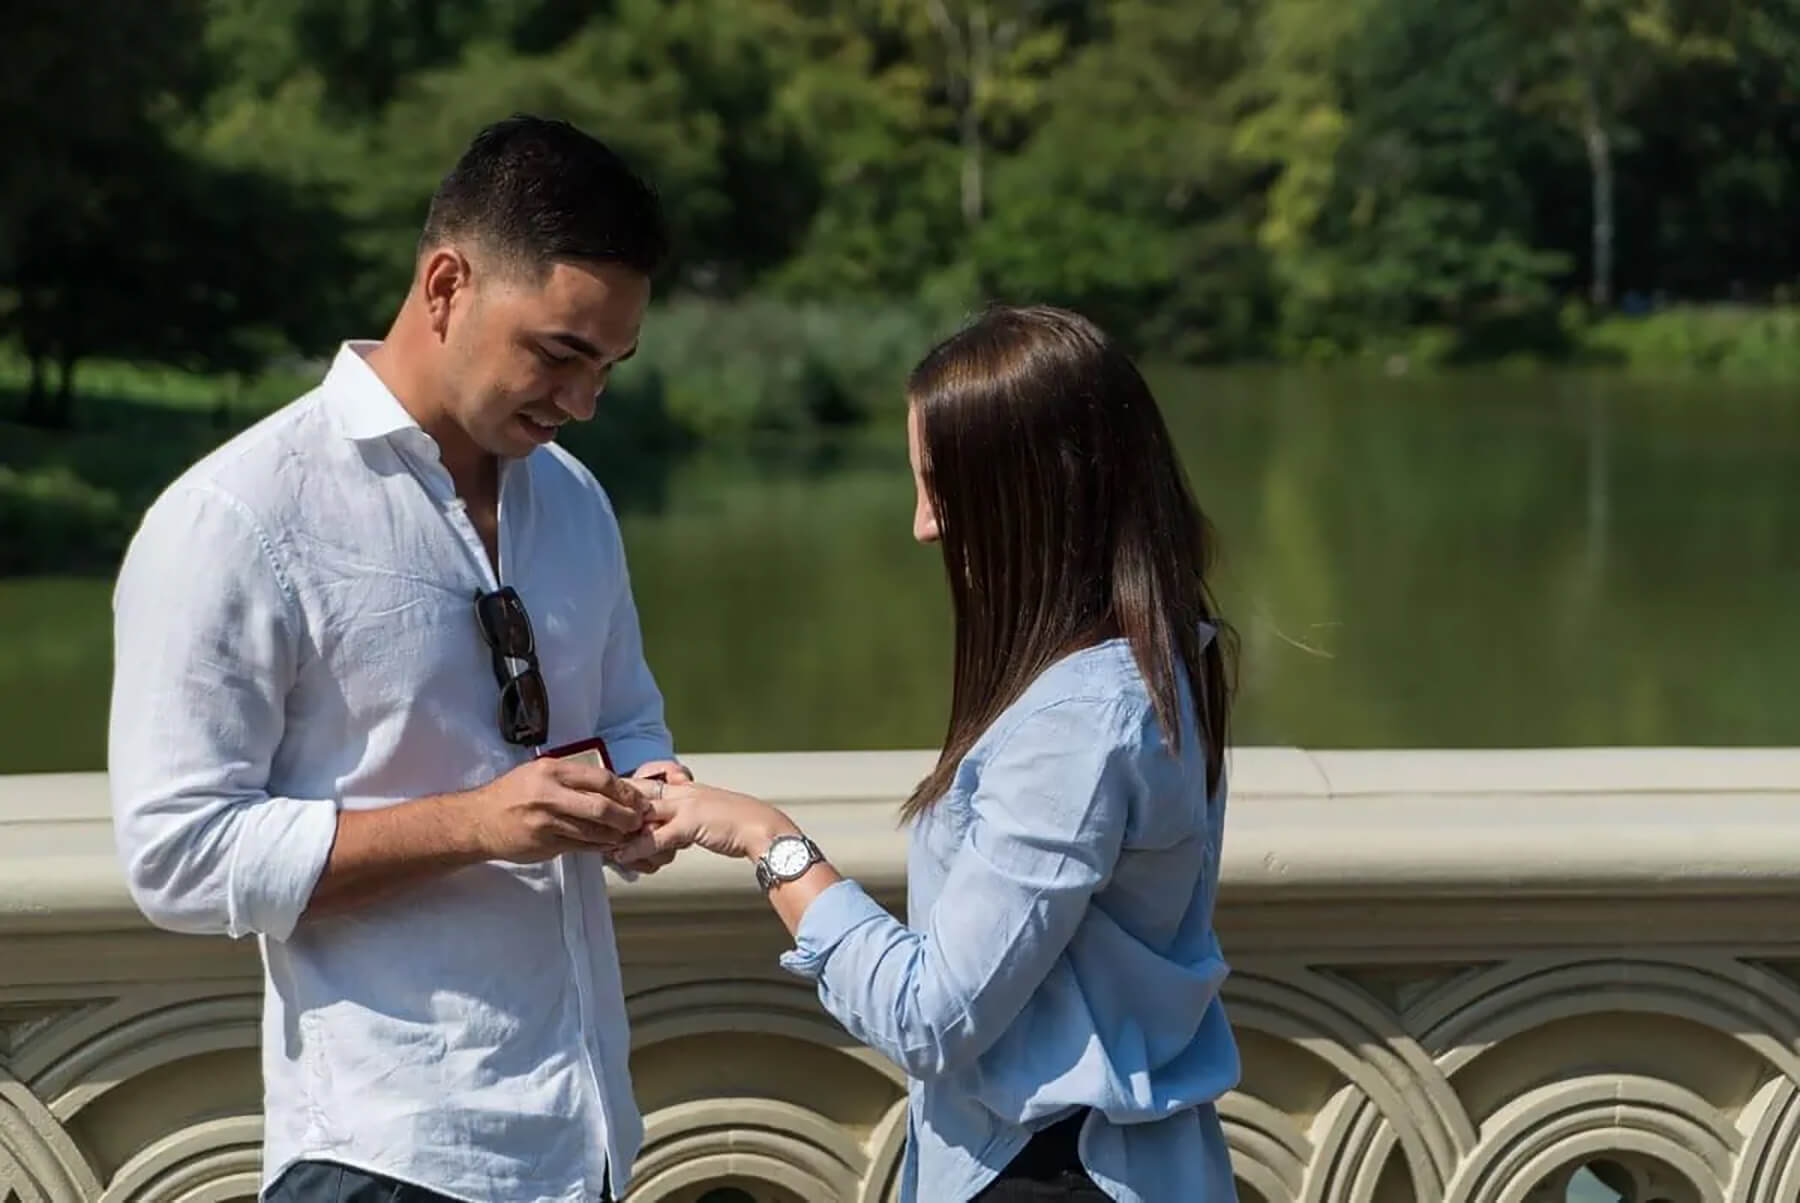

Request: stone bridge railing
left=4, top=748, right=1800, bottom=1203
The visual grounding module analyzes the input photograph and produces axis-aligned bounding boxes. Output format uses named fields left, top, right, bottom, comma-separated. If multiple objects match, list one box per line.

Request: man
left=108, top=114, right=686, bottom=1203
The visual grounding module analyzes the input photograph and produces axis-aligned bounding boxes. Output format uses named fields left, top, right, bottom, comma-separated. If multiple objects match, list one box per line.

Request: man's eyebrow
left=548, top=332, right=637, bottom=364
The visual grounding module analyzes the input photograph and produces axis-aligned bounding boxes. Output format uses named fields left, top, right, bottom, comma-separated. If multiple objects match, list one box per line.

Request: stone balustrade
left=4, top=747, right=1800, bottom=1203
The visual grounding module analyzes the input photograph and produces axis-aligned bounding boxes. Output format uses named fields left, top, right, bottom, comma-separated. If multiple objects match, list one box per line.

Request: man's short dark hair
left=421, top=114, right=668, bottom=277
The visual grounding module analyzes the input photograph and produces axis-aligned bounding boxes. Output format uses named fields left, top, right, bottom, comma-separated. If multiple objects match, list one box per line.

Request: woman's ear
left=914, top=496, right=941, bottom=544
left=908, top=407, right=941, bottom=543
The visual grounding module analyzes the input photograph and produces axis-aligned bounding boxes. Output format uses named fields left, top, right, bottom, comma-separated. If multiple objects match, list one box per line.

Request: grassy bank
left=1578, top=305, right=1800, bottom=378
left=1350, top=303, right=1800, bottom=378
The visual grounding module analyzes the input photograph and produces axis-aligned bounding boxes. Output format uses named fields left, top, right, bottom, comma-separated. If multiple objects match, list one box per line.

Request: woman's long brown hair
left=902, top=305, right=1236, bottom=820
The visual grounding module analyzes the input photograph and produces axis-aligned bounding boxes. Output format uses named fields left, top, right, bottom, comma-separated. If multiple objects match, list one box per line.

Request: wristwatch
left=755, top=833, right=825, bottom=892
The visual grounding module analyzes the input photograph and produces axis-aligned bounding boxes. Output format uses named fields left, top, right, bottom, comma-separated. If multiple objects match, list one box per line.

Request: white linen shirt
left=107, top=342, right=673, bottom=1203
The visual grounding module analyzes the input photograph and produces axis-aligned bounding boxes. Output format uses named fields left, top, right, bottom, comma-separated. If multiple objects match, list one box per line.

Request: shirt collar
left=322, top=340, right=425, bottom=443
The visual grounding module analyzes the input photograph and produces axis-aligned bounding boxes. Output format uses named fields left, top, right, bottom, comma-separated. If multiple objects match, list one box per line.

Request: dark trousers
left=266, top=1161, right=614, bottom=1203
left=973, top=1111, right=1111, bottom=1201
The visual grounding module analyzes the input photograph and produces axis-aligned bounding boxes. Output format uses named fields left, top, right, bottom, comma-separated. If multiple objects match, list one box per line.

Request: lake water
left=3, top=369, right=1795, bottom=773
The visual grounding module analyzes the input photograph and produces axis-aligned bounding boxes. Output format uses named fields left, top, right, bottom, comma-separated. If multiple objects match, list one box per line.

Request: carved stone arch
left=18, top=992, right=260, bottom=1119
left=856, top=1098, right=906, bottom=1203
left=1730, top=1077, right=1800, bottom=1203
left=7, top=988, right=249, bottom=1083
left=1302, top=1087, right=1372, bottom=1203
left=1219, top=1091, right=1310, bottom=1203
left=98, top=1114, right=262, bottom=1203
left=626, top=978, right=903, bottom=1086
left=625, top=979, right=904, bottom=1200
left=0, top=1067, right=102, bottom=1203
left=628, top=1097, right=868, bottom=1203
left=1411, top=956, right=1800, bottom=1083
left=1442, top=1073, right=1736, bottom=1203
left=1225, top=969, right=1472, bottom=1202
left=1305, top=1085, right=1418, bottom=1203
left=1344, top=1099, right=1409, bottom=1203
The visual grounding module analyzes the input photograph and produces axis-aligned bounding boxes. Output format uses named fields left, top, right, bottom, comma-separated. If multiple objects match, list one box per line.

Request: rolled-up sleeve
left=591, top=495, right=674, bottom=774
left=779, top=697, right=1136, bottom=1080
left=781, top=878, right=894, bottom=977
left=108, top=484, right=338, bottom=941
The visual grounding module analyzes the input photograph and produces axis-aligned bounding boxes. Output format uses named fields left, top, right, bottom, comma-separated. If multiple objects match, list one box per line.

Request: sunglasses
left=474, top=585, right=550, bottom=747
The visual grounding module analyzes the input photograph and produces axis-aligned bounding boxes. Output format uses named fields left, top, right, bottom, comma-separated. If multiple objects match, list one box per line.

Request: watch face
left=767, top=836, right=814, bottom=878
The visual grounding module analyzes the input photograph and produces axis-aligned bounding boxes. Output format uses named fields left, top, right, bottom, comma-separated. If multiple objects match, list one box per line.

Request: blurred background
left=3, top=0, right=1797, bottom=774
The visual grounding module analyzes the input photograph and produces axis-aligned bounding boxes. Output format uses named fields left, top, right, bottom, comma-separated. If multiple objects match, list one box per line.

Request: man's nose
left=555, top=375, right=601, bottom=422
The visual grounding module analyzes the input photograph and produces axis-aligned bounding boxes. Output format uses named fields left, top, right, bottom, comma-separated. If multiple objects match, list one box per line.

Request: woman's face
left=907, top=405, right=941, bottom=544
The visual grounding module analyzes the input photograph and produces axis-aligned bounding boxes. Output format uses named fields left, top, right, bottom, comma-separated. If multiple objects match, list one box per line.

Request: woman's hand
left=610, top=760, right=696, bottom=874
left=613, top=781, right=800, bottom=865
left=620, top=779, right=844, bottom=937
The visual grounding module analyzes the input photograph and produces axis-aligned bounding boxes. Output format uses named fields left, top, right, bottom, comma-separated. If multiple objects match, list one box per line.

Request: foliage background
left=6, top=0, right=1800, bottom=434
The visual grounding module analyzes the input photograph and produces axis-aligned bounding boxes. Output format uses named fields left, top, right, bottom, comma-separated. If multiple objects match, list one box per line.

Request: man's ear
left=419, top=247, right=473, bottom=338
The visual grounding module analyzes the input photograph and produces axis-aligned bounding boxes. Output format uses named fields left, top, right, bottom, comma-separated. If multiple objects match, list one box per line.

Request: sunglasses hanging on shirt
left=473, top=585, right=550, bottom=747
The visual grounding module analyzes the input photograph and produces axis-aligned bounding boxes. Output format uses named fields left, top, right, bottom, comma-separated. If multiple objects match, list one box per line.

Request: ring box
left=535, top=736, right=614, bottom=772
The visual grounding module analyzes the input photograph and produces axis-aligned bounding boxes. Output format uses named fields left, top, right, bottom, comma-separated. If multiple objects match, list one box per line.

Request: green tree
left=1591, top=0, right=1800, bottom=300
left=201, top=0, right=506, bottom=117
left=905, top=0, right=1076, bottom=227
left=1237, top=0, right=1566, bottom=352
left=8, top=139, right=355, bottom=426
left=971, top=0, right=1268, bottom=357
left=198, top=0, right=829, bottom=315
left=0, top=0, right=212, bottom=401
left=1231, top=0, right=1361, bottom=337
left=2, top=0, right=353, bottom=425
left=0, top=0, right=207, bottom=250
left=762, top=2, right=963, bottom=298
left=15, top=0, right=1800, bottom=402
left=1506, top=0, right=1736, bottom=308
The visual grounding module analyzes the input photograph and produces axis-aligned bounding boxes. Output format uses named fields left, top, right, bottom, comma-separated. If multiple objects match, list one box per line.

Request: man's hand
left=613, top=759, right=693, bottom=874
left=307, top=758, right=645, bottom=916
left=453, top=757, right=647, bottom=864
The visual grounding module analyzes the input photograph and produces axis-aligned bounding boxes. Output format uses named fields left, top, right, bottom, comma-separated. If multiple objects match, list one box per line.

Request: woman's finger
left=635, top=782, right=704, bottom=823
left=617, top=777, right=682, bottom=817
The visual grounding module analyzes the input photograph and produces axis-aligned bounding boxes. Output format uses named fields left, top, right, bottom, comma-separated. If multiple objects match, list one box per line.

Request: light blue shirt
left=780, top=639, right=1240, bottom=1203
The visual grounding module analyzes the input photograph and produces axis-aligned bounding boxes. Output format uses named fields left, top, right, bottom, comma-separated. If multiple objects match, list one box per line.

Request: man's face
left=442, top=256, right=650, bottom=459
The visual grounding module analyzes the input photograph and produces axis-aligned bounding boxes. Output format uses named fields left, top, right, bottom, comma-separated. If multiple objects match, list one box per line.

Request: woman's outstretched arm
left=615, top=695, right=1138, bottom=1080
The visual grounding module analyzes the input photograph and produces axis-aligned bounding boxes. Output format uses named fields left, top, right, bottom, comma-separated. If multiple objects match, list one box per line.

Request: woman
left=616, top=305, right=1240, bottom=1202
